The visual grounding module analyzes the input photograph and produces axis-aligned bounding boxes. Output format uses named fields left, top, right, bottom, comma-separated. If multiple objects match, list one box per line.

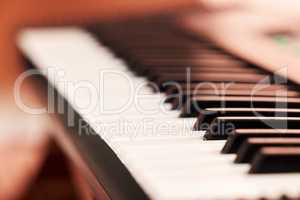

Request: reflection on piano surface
left=5, top=0, right=300, bottom=199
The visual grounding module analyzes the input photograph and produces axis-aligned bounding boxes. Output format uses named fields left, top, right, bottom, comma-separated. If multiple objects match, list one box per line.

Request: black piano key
left=249, top=147, right=300, bottom=173
left=194, top=108, right=300, bottom=130
left=190, top=89, right=299, bottom=97
left=155, top=73, right=270, bottom=88
left=147, top=67, right=262, bottom=80
left=141, top=57, right=246, bottom=69
left=181, top=96, right=300, bottom=117
left=171, top=90, right=300, bottom=110
left=165, top=83, right=289, bottom=96
left=171, top=88, right=300, bottom=110
left=235, top=138, right=300, bottom=163
left=222, top=129, right=300, bottom=154
left=204, top=116, right=300, bottom=140
left=139, top=52, right=225, bottom=58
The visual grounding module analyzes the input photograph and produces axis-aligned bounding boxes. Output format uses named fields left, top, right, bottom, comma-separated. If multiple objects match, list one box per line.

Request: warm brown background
left=0, top=0, right=198, bottom=199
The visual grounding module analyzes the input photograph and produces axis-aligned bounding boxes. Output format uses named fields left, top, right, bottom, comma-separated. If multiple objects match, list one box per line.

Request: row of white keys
left=18, top=27, right=300, bottom=200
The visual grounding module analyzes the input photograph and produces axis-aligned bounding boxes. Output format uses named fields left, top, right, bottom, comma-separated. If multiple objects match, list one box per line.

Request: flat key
left=250, top=147, right=300, bottom=173
left=235, top=138, right=300, bottom=163
left=147, top=67, right=262, bottom=79
left=194, top=108, right=300, bottom=130
left=165, top=83, right=289, bottom=95
left=170, top=89, right=300, bottom=110
left=204, top=116, right=300, bottom=140
left=222, top=129, right=300, bottom=154
left=190, top=89, right=300, bottom=97
left=140, top=57, right=245, bottom=67
left=155, top=73, right=270, bottom=87
left=181, top=96, right=300, bottom=117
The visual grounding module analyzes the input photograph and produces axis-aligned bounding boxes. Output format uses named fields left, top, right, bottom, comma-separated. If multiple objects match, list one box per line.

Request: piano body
left=5, top=0, right=300, bottom=199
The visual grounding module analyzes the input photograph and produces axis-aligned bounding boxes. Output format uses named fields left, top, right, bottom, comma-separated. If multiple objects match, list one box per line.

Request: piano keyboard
left=17, top=15, right=300, bottom=200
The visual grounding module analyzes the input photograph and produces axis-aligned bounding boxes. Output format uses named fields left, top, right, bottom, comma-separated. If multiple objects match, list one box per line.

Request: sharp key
left=235, top=137, right=300, bottom=163
left=181, top=96, right=300, bottom=117
left=222, top=129, right=300, bottom=154
left=156, top=73, right=271, bottom=89
left=204, top=116, right=300, bottom=140
left=249, top=147, right=300, bottom=173
left=165, top=83, right=289, bottom=96
left=194, top=108, right=300, bottom=130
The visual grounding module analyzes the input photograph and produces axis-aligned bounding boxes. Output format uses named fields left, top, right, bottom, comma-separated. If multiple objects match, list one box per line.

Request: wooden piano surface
left=0, top=0, right=198, bottom=199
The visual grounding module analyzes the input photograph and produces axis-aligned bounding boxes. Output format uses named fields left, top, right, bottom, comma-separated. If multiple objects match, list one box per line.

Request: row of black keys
left=91, top=16, right=300, bottom=174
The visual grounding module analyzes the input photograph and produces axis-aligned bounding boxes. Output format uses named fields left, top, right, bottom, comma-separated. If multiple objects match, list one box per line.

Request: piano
left=16, top=2, right=300, bottom=200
